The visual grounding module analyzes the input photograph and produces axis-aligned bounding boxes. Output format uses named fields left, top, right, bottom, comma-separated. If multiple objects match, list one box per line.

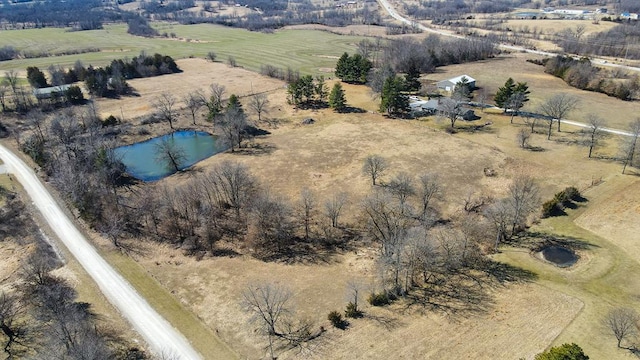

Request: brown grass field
left=90, top=51, right=640, bottom=359
left=4, top=42, right=640, bottom=359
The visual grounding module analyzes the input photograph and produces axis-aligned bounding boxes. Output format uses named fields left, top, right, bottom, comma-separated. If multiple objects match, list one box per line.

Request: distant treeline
left=0, top=0, right=121, bottom=29
left=556, top=21, right=640, bottom=60
left=404, top=0, right=532, bottom=21
left=0, top=45, right=100, bottom=62
left=530, top=56, right=640, bottom=101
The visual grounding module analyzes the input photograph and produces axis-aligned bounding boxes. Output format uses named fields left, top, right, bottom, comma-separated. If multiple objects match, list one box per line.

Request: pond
left=540, top=246, right=578, bottom=267
left=114, top=130, right=225, bottom=181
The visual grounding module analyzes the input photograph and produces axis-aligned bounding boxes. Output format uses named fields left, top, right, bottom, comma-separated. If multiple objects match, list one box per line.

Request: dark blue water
left=114, top=131, right=224, bottom=181
left=541, top=246, right=577, bottom=267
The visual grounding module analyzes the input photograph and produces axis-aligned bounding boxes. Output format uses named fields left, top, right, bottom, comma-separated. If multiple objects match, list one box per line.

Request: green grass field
left=0, top=23, right=364, bottom=75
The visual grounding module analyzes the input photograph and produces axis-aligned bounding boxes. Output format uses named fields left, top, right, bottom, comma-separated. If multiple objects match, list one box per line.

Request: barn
left=436, top=75, right=475, bottom=93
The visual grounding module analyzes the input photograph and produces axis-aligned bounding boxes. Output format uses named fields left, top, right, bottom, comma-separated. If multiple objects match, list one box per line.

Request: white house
left=436, top=75, right=476, bottom=92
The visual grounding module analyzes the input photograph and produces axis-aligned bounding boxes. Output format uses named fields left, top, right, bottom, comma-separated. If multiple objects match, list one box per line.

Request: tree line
left=538, top=56, right=639, bottom=101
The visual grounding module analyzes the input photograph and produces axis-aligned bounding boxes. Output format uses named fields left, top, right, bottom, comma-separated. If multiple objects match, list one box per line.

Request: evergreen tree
left=315, top=76, right=328, bottom=103
left=380, top=76, right=409, bottom=115
left=335, top=53, right=372, bottom=84
left=453, top=76, right=472, bottom=100
left=494, top=77, right=516, bottom=111
left=227, top=94, right=243, bottom=113
left=404, top=63, right=421, bottom=92
left=26, top=66, right=48, bottom=88
left=328, top=83, right=346, bottom=112
left=535, top=343, right=589, bottom=360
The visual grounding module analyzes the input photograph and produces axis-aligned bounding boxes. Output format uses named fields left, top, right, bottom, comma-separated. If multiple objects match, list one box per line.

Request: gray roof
left=33, top=84, right=71, bottom=97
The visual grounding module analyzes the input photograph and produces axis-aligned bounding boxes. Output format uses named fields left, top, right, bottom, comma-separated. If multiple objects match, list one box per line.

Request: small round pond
left=540, top=246, right=578, bottom=267
left=114, top=130, right=225, bottom=182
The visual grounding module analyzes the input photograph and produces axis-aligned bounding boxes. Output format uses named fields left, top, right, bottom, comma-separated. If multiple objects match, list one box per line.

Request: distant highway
left=376, top=0, right=640, bottom=73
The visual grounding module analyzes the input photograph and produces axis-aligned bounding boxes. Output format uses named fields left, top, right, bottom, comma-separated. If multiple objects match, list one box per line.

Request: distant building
left=409, top=99, right=440, bottom=115
left=437, top=75, right=476, bottom=93
left=33, top=84, right=71, bottom=100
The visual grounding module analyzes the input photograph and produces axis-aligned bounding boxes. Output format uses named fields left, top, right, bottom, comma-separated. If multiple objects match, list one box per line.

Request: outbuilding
left=33, top=84, right=71, bottom=100
left=436, top=75, right=475, bottom=93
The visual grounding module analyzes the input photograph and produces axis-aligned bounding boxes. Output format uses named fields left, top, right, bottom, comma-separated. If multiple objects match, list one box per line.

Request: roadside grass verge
left=105, top=251, right=239, bottom=360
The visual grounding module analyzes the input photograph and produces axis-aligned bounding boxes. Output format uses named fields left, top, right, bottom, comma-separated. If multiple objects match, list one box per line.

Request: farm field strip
left=0, top=23, right=365, bottom=75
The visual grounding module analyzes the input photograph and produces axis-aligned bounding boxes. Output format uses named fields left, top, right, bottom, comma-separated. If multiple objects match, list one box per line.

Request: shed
left=33, top=84, right=71, bottom=100
left=436, top=75, right=475, bottom=92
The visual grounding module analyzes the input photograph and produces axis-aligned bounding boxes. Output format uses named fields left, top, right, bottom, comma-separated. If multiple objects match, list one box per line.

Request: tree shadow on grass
left=233, top=142, right=276, bottom=156
left=336, top=106, right=366, bottom=114
left=364, top=314, right=403, bottom=331
left=511, top=231, right=598, bottom=252
left=256, top=235, right=359, bottom=265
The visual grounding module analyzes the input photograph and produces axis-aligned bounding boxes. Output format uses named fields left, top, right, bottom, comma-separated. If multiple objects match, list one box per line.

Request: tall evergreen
left=404, top=63, right=421, bottom=92
left=380, top=76, right=409, bottom=115
left=329, top=83, right=347, bottom=112
left=494, top=77, right=516, bottom=111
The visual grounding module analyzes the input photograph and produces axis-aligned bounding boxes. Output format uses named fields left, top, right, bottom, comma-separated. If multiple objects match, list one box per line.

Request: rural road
left=376, top=0, right=640, bottom=73
left=0, top=143, right=203, bottom=360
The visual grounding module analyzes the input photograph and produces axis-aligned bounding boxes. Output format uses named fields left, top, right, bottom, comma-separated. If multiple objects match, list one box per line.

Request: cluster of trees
left=0, top=0, right=118, bottom=29
left=287, top=75, right=329, bottom=107
left=85, top=53, right=180, bottom=97
left=127, top=16, right=159, bottom=37
left=556, top=22, right=640, bottom=60
left=404, top=0, right=530, bottom=21
left=494, top=77, right=530, bottom=120
left=335, top=53, right=373, bottom=84
left=0, top=192, right=141, bottom=359
left=542, top=56, right=639, bottom=101
left=358, top=155, right=540, bottom=308
left=380, top=36, right=498, bottom=75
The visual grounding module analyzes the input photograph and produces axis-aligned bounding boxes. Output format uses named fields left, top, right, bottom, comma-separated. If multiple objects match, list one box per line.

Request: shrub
left=564, top=186, right=581, bottom=201
left=345, top=302, right=363, bottom=318
left=206, top=51, right=217, bottom=62
left=368, top=292, right=392, bottom=306
left=328, top=311, right=347, bottom=329
left=102, top=115, right=119, bottom=127
left=554, top=191, right=571, bottom=207
left=65, top=85, right=84, bottom=104
left=541, top=199, right=561, bottom=218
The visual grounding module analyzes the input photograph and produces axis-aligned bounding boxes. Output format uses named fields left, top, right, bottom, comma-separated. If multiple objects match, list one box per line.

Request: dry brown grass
left=95, top=58, right=285, bottom=120
left=80, top=53, right=640, bottom=359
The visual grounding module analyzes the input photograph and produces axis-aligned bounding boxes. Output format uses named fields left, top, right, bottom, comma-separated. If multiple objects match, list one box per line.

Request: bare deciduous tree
left=154, top=137, right=186, bottom=172
left=386, top=172, right=415, bottom=207
left=621, top=119, right=640, bottom=174
left=417, top=172, right=441, bottom=223
left=207, top=83, right=226, bottom=120
left=298, top=188, right=315, bottom=241
left=0, top=292, right=27, bottom=358
left=183, top=90, right=206, bottom=125
left=517, top=128, right=531, bottom=149
left=324, top=192, right=348, bottom=228
left=249, top=93, right=270, bottom=122
left=604, top=307, right=639, bottom=348
left=507, top=175, right=539, bottom=235
left=362, top=154, right=388, bottom=186
left=216, top=105, right=249, bottom=151
left=438, top=97, right=464, bottom=129
left=539, top=93, right=579, bottom=136
left=584, top=114, right=606, bottom=158
left=243, top=283, right=293, bottom=360
left=153, top=92, right=178, bottom=130
left=208, top=160, right=257, bottom=219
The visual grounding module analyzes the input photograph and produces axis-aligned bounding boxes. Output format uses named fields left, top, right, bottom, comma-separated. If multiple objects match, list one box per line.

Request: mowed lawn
left=0, top=23, right=364, bottom=75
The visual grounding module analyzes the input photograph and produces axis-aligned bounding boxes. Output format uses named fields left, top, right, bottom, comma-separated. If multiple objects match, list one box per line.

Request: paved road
left=376, top=0, right=640, bottom=73
left=0, top=143, right=203, bottom=360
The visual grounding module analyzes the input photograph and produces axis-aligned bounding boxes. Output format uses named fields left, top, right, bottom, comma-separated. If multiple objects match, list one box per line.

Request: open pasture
left=0, top=23, right=365, bottom=75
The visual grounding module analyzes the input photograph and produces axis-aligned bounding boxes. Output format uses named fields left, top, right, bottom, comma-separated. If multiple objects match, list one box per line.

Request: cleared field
left=95, top=58, right=286, bottom=120
left=0, top=23, right=365, bottom=75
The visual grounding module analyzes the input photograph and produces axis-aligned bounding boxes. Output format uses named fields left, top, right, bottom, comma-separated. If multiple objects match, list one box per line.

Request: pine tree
left=335, top=52, right=350, bottom=81
left=380, top=76, right=409, bottom=115
left=315, top=76, right=328, bottom=103
left=329, top=83, right=346, bottom=112
left=404, top=63, right=421, bottom=92
left=494, top=77, right=516, bottom=111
